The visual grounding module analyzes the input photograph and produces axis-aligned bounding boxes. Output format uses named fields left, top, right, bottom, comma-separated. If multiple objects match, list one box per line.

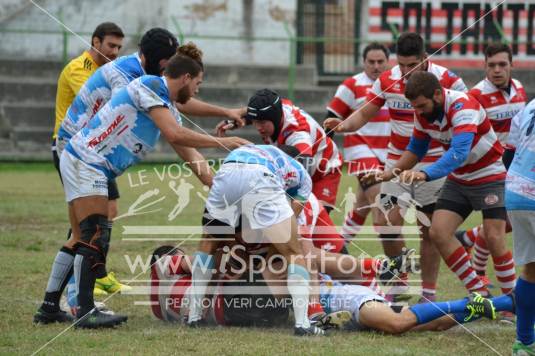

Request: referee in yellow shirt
left=52, top=22, right=124, bottom=172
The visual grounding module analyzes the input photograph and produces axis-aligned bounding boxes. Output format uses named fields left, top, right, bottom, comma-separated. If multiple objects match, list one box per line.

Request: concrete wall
left=0, top=0, right=296, bottom=65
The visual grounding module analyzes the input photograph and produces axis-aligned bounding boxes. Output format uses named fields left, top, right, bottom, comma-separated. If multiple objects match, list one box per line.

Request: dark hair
left=405, top=71, right=441, bottom=100
left=485, top=42, right=512, bottom=63
left=363, top=42, right=389, bottom=60
left=150, top=245, right=184, bottom=265
left=91, top=22, right=124, bottom=47
left=164, top=53, right=203, bottom=78
left=396, top=32, right=425, bottom=57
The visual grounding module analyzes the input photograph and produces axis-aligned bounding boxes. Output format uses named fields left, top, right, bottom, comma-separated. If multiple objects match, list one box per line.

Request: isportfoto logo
left=88, top=114, right=125, bottom=148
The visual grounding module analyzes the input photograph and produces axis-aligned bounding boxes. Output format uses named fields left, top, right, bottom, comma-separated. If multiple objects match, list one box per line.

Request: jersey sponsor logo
left=283, top=171, right=297, bottom=180
left=453, top=102, right=464, bottom=111
left=91, top=97, right=104, bottom=116
left=88, top=114, right=125, bottom=148
left=495, top=110, right=521, bottom=120
left=389, top=100, right=412, bottom=109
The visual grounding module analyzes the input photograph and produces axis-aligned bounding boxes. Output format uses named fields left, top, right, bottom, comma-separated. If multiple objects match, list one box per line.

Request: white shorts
left=381, top=162, right=445, bottom=207
left=508, top=210, right=535, bottom=266
left=60, top=150, right=108, bottom=202
left=321, top=284, right=385, bottom=330
left=205, top=163, right=293, bottom=231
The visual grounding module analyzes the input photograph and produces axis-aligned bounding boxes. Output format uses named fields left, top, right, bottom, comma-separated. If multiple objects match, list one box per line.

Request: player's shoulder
left=446, top=89, right=478, bottom=112
left=471, top=78, right=498, bottom=95
left=138, top=75, right=167, bottom=95
left=380, top=66, right=397, bottom=81
left=68, top=51, right=96, bottom=74
left=112, top=53, right=144, bottom=78
left=511, top=78, right=525, bottom=90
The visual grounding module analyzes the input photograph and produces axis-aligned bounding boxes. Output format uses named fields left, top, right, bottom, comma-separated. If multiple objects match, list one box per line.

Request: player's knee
left=428, top=225, right=446, bottom=243
left=77, top=214, right=111, bottom=259
left=107, top=200, right=119, bottom=220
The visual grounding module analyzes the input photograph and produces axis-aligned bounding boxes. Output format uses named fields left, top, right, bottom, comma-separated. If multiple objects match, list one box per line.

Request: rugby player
left=325, top=42, right=390, bottom=247
left=150, top=246, right=514, bottom=335
left=240, top=89, right=343, bottom=213
left=51, top=22, right=126, bottom=297
left=505, top=98, right=535, bottom=355
left=34, top=53, right=249, bottom=328
left=378, top=71, right=515, bottom=297
left=454, top=43, right=526, bottom=290
left=324, top=32, right=468, bottom=302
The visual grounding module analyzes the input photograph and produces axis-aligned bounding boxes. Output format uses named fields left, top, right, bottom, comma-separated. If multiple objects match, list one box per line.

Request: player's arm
left=150, top=106, right=250, bottom=149
left=324, top=101, right=381, bottom=133
left=412, top=132, right=474, bottom=182
left=324, top=78, right=384, bottom=133
left=503, top=108, right=524, bottom=169
left=173, top=146, right=213, bottom=187
left=177, top=98, right=246, bottom=127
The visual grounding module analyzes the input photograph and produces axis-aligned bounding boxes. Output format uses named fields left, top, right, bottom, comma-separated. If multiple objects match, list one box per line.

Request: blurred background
left=0, top=0, right=534, bottom=160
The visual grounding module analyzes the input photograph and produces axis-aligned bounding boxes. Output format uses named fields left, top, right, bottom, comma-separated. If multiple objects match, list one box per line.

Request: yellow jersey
left=53, top=51, right=99, bottom=138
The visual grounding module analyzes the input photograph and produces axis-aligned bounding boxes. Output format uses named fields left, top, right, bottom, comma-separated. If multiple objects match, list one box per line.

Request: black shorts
left=52, top=139, right=120, bottom=200
left=435, top=179, right=506, bottom=221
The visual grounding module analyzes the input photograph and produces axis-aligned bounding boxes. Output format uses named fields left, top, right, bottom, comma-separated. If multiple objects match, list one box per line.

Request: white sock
left=187, top=252, right=214, bottom=323
left=288, top=264, right=311, bottom=328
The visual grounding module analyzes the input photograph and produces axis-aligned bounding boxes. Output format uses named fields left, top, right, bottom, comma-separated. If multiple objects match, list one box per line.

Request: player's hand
left=360, top=170, right=384, bottom=186
left=219, top=136, right=251, bottom=150
left=224, top=107, right=246, bottom=127
left=398, top=170, right=427, bottom=185
left=323, top=117, right=345, bottom=134
left=215, top=120, right=237, bottom=137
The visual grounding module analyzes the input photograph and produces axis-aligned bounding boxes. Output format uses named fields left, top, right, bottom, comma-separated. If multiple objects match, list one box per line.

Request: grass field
left=0, top=162, right=516, bottom=355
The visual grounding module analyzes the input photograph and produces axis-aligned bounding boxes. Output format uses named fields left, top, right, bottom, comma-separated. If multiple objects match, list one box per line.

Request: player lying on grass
left=150, top=245, right=515, bottom=334
left=34, top=52, right=248, bottom=329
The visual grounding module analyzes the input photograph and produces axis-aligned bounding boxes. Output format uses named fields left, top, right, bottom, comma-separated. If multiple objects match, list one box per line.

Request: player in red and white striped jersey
left=326, top=43, right=390, bottom=248
left=455, top=44, right=527, bottom=290
left=383, top=71, right=514, bottom=297
left=246, top=89, right=342, bottom=210
left=325, top=33, right=467, bottom=302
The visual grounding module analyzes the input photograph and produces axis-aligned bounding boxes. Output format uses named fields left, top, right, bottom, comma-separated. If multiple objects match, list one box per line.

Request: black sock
left=94, top=264, right=107, bottom=279
left=74, top=254, right=96, bottom=317
left=41, top=247, right=75, bottom=313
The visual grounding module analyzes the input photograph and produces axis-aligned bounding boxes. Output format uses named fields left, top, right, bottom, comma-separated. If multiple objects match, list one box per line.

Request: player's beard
left=176, top=86, right=192, bottom=104
left=421, top=100, right=444, bottom=123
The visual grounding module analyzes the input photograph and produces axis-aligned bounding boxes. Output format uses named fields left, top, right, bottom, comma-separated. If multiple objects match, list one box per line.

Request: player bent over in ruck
left=185, top=144, right=330, bottom=336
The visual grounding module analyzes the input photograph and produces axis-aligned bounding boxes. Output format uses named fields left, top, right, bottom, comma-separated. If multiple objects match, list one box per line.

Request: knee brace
left=76, top=214, right=111, bottom=265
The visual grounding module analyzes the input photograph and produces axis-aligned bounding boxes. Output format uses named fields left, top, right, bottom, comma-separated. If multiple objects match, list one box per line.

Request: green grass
left=0, top=163, right=516, bottom=355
